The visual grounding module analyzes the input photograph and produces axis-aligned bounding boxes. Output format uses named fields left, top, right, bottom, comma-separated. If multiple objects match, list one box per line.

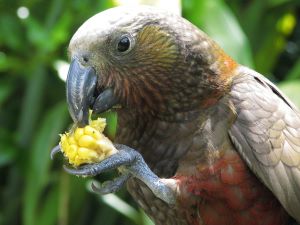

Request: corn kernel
left=97, top=153, right=106, bottom=161
left=59, top=114, right=117, bottom=167
left=106, top=150, right=117, bottom=158
left=90, top=117, right=106, bottom=132
left=68, top=136, right=77, bottom=145
left=74, top=128, right=85, bottom=141
left=96, top=138, right=113, bottom=153
left=60, top=135, right=69, bottom=151
left=68, top=145, right=78, bottom=160
left=78, top=147, right=97, bottom=159
left=78, top=135, right=97, bottom=149
left=84, top=126, right=101, bottom=139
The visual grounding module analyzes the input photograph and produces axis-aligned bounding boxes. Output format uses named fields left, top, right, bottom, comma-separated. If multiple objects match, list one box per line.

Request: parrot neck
left=115, top=108, right=201, bottom=177
left=115, top=96, right=232, bottom=177
left=177, top=28, right=239, bottom=109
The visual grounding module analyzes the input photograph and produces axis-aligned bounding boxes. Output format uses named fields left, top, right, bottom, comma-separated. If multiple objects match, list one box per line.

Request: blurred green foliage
left=0, top=0, right=299, bottom=225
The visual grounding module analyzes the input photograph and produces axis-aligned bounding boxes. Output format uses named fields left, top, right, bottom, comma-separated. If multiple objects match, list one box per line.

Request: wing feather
left=229, top=67, right=300, bottom=223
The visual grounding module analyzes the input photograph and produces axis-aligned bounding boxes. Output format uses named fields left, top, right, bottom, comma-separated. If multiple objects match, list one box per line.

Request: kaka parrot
left=53, top=6, right=300, bottom=225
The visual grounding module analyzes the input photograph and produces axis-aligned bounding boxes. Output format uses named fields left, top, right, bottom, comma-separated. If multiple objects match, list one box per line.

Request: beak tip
left=66, top=58, right=97, bottom=126
left=69, top=108, right=89, bottom=127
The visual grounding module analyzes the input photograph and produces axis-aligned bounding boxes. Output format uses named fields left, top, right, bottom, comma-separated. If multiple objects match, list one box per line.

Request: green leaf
left=66, top=175, right=89, bottom=225
left=286, top=58, right=300, bottom=80
left=0, top=14, right=23, bottom=50
left=141, top=210, right=154, bottom=225
left=36, top=186, right=59, bottom=225
left=99, top=111, right=118, bottom=140
left=50, top=12, right=72, bottom=48
left=25, top=18, right=49, bottom=49
left=278, top=80, right=300, bottom=108
left=0, top=143, right=16, bottom=167
left=23, top=102, right=68, bottom=225
left=91, top=205, right=118, bottom=225
left=268, top=0, right=300, bottom=7
left=17, top=66, right=47, bottom=148
left=0, top=81, right=14, bottom=108
left=99, top=193, right=141, bottom=225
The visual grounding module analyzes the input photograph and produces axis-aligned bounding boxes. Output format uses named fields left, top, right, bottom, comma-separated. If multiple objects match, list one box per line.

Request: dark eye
left=117, top=36, right=131, bottom=52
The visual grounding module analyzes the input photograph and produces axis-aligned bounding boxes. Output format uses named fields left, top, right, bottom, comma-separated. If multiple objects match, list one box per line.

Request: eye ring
left=116, top=34, right=134, bottom=54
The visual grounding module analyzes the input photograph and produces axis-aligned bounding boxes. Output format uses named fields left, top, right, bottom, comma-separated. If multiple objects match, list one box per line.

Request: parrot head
left=67, top=6, right=237, bottom=126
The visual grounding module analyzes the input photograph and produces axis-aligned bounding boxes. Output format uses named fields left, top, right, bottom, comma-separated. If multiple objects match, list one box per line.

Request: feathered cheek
left=135, top=25, right=179, bottom=70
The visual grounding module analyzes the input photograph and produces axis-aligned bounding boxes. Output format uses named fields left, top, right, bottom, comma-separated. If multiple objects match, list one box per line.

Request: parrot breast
left=179, top=150, right=289, bottom=225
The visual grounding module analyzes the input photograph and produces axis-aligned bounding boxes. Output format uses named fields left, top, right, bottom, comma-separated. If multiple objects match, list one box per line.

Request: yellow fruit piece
left=78, top=135, right=97, bottom=149
left=74, top=128, right=84, bottom=141
left=90, top=117, right=106, bottom=133
left=84, top=126, right=101, bottom=139
left=59, top=114, right=117, bottom=167
left=68, top=145, right=78, bottom=160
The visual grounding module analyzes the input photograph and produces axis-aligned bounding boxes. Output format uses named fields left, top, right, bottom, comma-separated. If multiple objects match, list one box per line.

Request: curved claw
left=91, top=173, right=131, bottom=194
left=63, top=164, right=96, bottom=176
left=50, top=145, right=62, bottom=160
left=63, top=144, right=176, bottom=205
left=63, top=149, right=136, bottom=176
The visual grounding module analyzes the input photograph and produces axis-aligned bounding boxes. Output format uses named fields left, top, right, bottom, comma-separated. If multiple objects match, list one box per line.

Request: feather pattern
left=229, top=66, right=300, bottom=223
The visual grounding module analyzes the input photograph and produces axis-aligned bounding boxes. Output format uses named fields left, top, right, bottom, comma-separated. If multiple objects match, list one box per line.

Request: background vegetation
left=0, top=0, right=300, bottom=225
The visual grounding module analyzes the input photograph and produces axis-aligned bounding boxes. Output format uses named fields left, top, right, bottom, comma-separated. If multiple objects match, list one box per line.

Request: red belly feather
left=176, top=151, right=289, bottom=225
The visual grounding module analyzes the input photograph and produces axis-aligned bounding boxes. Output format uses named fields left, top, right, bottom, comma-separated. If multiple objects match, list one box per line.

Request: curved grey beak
left=66, top=58, right=119, bottom=127
left=66, top=59, right=97, bottom=126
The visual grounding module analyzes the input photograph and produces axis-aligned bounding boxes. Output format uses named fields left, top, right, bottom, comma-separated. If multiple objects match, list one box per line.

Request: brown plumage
left=66, top=6, right=300, bottom=225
